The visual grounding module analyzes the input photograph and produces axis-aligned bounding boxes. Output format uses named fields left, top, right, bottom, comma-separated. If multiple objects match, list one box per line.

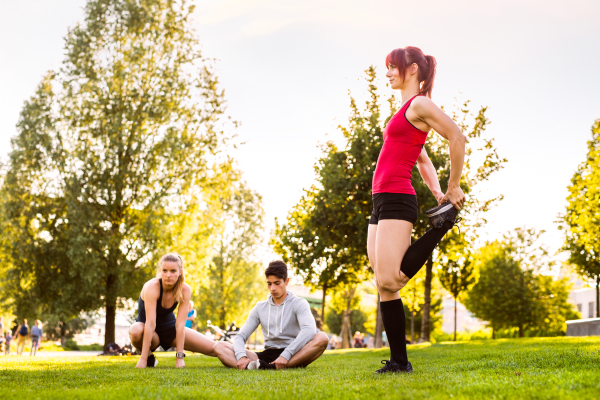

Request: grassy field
left=1, top=337, right=599, bottom=399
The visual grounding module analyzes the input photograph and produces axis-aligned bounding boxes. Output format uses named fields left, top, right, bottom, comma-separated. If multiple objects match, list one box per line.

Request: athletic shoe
left=374, top=359, right=413, bottom=374
left=246, top=360, right=275, bottom=370
left=425, top=202, right=460, bottom=229
left=147, top=354, right=158, bottom=368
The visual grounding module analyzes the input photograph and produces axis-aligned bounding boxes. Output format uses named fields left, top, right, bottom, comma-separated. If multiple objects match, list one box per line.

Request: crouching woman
left=129, top=253, right=216, bottom=368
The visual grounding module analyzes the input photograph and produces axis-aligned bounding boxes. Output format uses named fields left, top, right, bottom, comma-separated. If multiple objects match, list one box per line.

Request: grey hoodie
left=233, top=291, right=316, bottom=361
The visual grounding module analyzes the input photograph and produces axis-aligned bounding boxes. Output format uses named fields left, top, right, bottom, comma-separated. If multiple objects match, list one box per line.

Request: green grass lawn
left=1, top=337, right=599, bottom=399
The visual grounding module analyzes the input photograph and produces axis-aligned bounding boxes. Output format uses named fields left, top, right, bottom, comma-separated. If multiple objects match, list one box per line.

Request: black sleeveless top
left=136, top=279, right=178, bottom=330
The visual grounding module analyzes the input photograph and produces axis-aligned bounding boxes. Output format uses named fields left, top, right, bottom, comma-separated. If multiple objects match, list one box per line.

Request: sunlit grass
left=0, top=337, right=599, bottom=399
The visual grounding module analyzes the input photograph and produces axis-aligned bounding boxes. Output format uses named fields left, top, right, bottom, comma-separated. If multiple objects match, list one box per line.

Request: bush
left=62, top=339, right=80, bottom=351
left=78, top=344, right=103, bottom=351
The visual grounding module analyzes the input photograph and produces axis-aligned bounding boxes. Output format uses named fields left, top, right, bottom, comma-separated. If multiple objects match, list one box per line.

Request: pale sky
left=1, top=0, right=599, bottom=256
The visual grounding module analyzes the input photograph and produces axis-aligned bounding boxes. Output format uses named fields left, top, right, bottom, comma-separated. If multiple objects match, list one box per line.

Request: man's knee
left=315, top=333, right=329, bottom=350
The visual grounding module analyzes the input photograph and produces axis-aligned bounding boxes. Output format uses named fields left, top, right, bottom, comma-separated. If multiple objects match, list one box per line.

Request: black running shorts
left=256, top=347, right=285, bottom=363
left=369, top=193, right=418, bottom=225
left=152, top=326, right=177, bottom=351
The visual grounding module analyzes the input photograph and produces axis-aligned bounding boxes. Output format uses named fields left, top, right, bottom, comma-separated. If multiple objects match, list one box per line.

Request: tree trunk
left=60, top=321, right=67, bottom=346
left=518, top=325, right=523, bottom=338
left=596, top=275, right=599, bottom=318
left=321, top=284, right=327, bottom=322
left=374, top=296, right=383, bottom=348
left=419, top=257, right=433, bottom=342
left=105, top=274, right=117, bottom=345
left=492, top=327, right=495, bottom=339
left=340, top=288, right=355, bottom=349
left=454, top=296, right=457, bottom=342
left=410, top=309, right=415, bottom=344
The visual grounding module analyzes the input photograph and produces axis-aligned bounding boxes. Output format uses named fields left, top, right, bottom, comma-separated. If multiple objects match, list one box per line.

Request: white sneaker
left=246, top=360, right=260, bottom=370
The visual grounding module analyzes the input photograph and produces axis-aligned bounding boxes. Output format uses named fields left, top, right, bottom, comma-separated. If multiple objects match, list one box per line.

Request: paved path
left=14, top=351, right=102, bottom=357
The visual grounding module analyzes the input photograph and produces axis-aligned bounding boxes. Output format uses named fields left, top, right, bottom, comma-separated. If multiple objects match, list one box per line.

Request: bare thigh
left=370, top=220, right=413, bottom=300
left=168, top=328, right=218, bottom=357
left=129, top=322, right=160, bottom=350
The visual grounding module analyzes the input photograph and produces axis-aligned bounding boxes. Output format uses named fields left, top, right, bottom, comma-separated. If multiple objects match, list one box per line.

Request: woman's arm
left=412, top=97, right=467, bottom=209
left=136, top=282, right=159, bottom=368
left=174, top=285, right=191, bottom=368
left=416, top=147, right=444, bottom=204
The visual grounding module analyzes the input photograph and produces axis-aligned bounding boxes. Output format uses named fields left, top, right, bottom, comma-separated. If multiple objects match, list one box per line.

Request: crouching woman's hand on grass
left=175, top=358, right=185, bottom=368
left=237, top=356, right=250, bottom=370
left=135, top=358, right=148, bottom=369
left=271, top=356, right=288, bottom=370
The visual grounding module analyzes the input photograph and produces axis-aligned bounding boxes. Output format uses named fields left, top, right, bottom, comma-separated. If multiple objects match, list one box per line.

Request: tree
left=438, top=257, right=474, bottom=341
left=1, top=0, right=232, bottom=345
left=560, top=119, right=600, bottom=318
left=465, top=233, right=576, bottom=338
left=273, top=67, right=505, bottom=345
left=464, top=243, right=537, bottom=337
left=326, top=284, right=361, bottom=348
left=194, top=179, right=265, bottom=329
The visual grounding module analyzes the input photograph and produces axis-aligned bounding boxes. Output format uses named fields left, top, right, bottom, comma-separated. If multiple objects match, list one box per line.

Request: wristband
left=176, top=352, right=186, bottom=359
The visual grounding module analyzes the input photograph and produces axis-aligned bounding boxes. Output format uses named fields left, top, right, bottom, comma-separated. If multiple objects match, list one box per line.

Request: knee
left=212, top=341, right=230, bottom=356
left=316, top=333, right=329, bottom=350
left=129, top=324, right=144, bottom=342
left=378, top=278, right=400, bottom=294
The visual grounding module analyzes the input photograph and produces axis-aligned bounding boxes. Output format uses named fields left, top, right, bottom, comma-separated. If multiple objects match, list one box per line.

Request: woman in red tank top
left=368, top=46, right=466, bottom=374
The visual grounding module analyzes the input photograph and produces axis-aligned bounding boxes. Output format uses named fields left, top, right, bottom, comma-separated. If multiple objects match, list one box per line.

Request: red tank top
left=372, top=95, right=429, bottom=195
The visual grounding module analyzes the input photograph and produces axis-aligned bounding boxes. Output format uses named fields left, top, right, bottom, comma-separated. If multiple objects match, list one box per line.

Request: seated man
left=213, top=260, right=329, bottom=370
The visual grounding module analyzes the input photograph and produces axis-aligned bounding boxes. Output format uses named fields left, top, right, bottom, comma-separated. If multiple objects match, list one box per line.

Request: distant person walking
left=368, top=46, right=466, bottom=374
left=16, top=319, right=29, bottom=356
left=30, top=320, right=43, bottom=356
left=185, top=300, right=197, bottom=329
left=5, top=331, right=13, bottom=355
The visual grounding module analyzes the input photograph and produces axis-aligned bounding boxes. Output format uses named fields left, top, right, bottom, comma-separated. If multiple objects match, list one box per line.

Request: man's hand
left=237, top=356, right=251, bottom=370
left=441, top=186, right=465, bottom=210
left=135, top=358, right=147, bottom=369
left=175, top=358, right=185, bottom=368
left=271, top=356, right=288, bottom=370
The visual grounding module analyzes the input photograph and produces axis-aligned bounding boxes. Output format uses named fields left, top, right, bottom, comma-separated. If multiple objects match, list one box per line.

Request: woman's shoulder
left=411, top=95, right=437, bottom=112
left=141, top=278, right=161, bottom=299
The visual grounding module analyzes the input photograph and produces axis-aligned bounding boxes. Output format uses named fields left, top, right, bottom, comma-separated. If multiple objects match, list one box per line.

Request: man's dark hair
left=265, top=260, right=288, bottom=280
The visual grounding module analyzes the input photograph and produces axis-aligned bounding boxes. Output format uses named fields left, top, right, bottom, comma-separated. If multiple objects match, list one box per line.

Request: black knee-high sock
left=380, top=298, right=408, bottom=366
left=400, top=220, right=453, bottom=279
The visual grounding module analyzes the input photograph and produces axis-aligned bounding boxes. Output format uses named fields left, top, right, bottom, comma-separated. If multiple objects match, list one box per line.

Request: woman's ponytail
left=420, top=55, right=437, bottom=98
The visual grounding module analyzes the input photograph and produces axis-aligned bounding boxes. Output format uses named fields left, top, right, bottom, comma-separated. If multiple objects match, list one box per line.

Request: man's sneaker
left=425, top=202, right=460, bottom=229
left=375, top=359, right=413, bottom=374
left=147, top=354, right=158, bottom=368
left=247, top=360, right=275, bottom=370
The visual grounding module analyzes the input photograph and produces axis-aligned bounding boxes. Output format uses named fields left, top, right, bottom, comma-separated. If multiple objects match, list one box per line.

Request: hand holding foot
left=271, top=356, right=288, bottom=370
left=237, top=356, right=251, bottom=370
left=441, top=186, right=465, bottom=210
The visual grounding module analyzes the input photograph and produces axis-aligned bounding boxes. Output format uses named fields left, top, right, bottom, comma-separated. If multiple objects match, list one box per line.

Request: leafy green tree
left=194, top=179, right=265, bottom=329
left=560, top=119, right=600, bottom=318
left=464, top=243, right=537, bottom=338
left=274, top=67, right=505, bottom=344
left=465, top=232, right=576, bottom=338
left=438, top=257, right=474, bottom=341
left=1, top=0, right=232, bottom=345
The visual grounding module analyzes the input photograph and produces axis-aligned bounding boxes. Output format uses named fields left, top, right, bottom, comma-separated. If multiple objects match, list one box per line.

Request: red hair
left=385, top=46, right=437, bottom=98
